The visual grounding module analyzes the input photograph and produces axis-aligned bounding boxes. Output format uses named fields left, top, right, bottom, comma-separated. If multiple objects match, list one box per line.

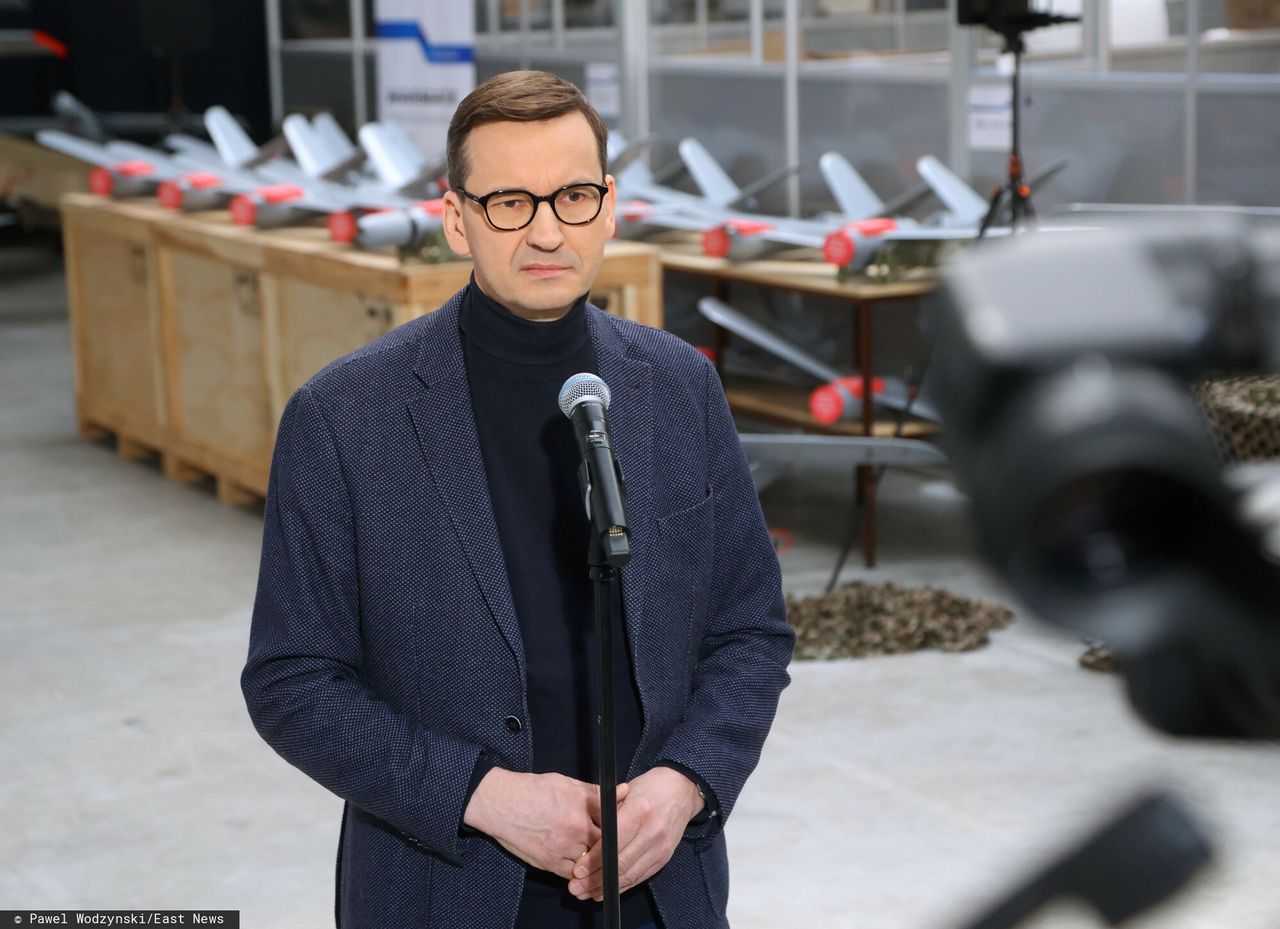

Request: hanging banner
left=374, top=0, right=475, bottom=164
left=968, top=83, right=1012, bottom=154
left=584, top=62, right=621, bottom=121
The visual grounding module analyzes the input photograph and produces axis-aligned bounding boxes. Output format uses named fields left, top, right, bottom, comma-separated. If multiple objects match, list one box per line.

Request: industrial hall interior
left=4, top=0, right=1280, bottom=927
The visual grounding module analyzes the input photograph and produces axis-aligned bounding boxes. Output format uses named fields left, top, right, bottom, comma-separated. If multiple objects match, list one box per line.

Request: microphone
left=558, top=373, right=631, bottom=567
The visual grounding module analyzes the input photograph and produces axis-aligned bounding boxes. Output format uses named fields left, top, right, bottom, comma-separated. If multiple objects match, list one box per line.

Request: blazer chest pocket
left=649, top=488, right=715, bottom=680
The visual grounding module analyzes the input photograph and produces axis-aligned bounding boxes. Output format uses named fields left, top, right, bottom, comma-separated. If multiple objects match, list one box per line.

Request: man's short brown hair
left=446, top=70, right=609, bottom=191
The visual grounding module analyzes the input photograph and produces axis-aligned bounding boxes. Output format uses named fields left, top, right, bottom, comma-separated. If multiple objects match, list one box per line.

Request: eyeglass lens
left=485, top=185, right=603, bottom=229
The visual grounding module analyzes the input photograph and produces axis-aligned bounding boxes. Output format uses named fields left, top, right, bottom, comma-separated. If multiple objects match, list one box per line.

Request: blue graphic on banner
left=375, top=20, right=475, bottom=64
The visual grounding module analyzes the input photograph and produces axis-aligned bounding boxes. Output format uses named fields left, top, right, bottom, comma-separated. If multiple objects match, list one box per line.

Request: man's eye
left=495, top=198, right=525, bottom=211
left=562, top=191, right=585, bottom=203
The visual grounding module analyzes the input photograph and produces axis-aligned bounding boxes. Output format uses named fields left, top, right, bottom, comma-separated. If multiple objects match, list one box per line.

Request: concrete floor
left=2, top=240, right=1278, bottom=928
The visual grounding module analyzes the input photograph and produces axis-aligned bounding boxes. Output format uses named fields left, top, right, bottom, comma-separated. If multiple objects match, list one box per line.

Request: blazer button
left=505, top=715, right=523, bottom=733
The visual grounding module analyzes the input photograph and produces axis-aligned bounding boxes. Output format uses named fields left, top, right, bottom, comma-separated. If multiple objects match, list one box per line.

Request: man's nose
left=524, top=199, right=565, bottom=250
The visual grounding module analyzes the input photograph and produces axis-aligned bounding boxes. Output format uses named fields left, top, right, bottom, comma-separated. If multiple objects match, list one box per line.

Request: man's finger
left=617, top=852, right=662, bottom=898
left=574, top=803, right=642, bottom=882
left=576, top=822, right=656, bottom=898
left=595, top=842, right=670, bottom=902
left=586, top=781, right=630, bottom=823
left=585, top=836, right=655, bottom=900
left=569, top=808, right=646, bottom=900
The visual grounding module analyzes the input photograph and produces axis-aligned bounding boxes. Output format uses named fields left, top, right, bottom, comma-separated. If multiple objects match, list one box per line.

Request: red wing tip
left=259, top=184, right=304, bottom=205
left=725, top=219, right=772, bottom=236
left=186, top=172, right=222, bottom=189
left=117, top=160, right=154, bottom=177
left=848, top=217, right=897, bottom=237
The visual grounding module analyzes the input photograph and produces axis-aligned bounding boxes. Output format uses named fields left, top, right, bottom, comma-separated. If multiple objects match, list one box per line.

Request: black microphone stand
left=588, top=535, right=623, bottom=929
left=578, top=452, right=631, bottom=929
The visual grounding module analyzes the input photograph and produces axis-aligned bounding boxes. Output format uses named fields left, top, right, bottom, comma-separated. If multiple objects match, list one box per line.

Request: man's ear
left=603, top=174, right=617, bottom=239
left=442, top=190, right=471, bottom=257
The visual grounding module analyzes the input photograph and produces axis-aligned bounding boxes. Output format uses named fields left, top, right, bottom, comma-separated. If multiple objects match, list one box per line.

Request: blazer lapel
left=406, top=293, right=526, bottom=676
left=589, top=308, right=656, bottom=740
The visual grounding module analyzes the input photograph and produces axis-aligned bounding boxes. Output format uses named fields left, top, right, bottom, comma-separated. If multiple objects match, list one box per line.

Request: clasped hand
left=462, top=766, right=703, bottom=902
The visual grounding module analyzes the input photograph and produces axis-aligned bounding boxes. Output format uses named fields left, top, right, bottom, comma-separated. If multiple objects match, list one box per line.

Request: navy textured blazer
left=241, top=289, right=795, bottom=929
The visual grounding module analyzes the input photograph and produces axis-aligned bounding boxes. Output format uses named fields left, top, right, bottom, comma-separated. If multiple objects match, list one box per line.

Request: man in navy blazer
left=241, top=71, right=794, bottom=929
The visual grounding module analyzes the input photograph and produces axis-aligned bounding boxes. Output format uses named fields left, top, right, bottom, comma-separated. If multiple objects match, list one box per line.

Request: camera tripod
left=976, top=13, right=1079, bottom=238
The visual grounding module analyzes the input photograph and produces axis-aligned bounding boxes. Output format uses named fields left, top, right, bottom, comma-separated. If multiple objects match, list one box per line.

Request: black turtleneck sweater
left=458, top=279, right=660, bottom=929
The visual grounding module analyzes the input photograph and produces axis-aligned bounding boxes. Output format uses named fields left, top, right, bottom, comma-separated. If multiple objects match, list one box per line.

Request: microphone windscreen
left=558, top=373, right=612, bottom=418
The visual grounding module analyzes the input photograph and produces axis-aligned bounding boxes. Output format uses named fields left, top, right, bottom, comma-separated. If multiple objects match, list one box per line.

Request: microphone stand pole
left=580, top=472, right=630, bottom=929
left=589, top=539, right=622, bottom=929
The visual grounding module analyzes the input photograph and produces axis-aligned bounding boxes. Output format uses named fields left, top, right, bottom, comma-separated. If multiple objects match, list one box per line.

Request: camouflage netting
left=1195, top=375, right=1280, bottom=463
left=786, top=580, right=1015, bottom=660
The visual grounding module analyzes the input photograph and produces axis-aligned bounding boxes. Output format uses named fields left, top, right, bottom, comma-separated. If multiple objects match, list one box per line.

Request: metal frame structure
left=264, top=0, right=1280, bottom=208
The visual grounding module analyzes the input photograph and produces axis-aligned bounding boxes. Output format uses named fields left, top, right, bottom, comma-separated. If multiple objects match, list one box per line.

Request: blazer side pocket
left=651, top=488, right=715, bottom=683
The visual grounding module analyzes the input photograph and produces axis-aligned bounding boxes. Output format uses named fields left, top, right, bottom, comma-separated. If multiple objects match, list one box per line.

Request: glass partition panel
left=1198, top=0, right=1280, bottom=74
left=281, top=49, right=357, bottom=125
left=799, top=76, right=949, bottom=213
left=498, top=0, right=552, bottom=32
left=1198, top=90, right=1280, bottom=204
left=567, top=0, right=614, bottom=28
left=970, top=84, right=1185, bottom=208
left=649, top=69, right=789, bottom=209
left=651, top=0, right=770, bottom=60
left=802, top=0, right=950, bottom=63
left=282, top=0, right=357, bottom=40
left=1103, top=0, right=1189, bottom=73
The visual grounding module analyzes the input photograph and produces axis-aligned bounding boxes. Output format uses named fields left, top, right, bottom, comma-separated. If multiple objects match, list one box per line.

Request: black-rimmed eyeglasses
left=456, top=182, right=609, bottom=231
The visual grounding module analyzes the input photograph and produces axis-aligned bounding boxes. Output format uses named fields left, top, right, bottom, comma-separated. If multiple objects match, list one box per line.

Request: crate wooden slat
left=161, top=249, right=276, bottom=481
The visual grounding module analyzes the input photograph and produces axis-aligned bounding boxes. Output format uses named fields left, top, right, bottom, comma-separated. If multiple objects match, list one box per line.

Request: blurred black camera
left=957, top=0, right=1080, bottom=47
left=958, top=0, right=1036, bottom=27
left=932, top=220, right=1280, bottom=740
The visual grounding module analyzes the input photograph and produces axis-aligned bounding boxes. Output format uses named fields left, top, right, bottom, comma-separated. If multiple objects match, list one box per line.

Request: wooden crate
left=59, top=193, right=663, bottom=501
left=61, top=198, right=169, bottom=455
left=1224, top=0, right=1280, bottom=28
left=0, top=133, right=88, bottom=219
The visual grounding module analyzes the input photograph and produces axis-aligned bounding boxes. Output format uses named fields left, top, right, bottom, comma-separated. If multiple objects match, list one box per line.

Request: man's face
left=442, top=112, right=616, bottom=322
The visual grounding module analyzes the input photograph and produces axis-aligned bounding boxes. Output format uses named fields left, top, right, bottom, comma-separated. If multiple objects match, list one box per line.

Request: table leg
left=855, top=299, right=877, bottom=567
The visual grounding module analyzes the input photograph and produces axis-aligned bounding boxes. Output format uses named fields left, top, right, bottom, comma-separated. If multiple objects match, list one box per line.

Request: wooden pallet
left=79, top=413, right=265, bottom=508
